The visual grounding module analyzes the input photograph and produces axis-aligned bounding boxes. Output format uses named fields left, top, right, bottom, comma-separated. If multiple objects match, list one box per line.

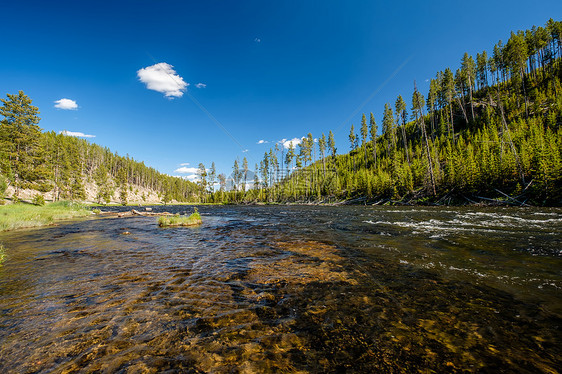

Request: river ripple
left=0, top=205, right=560, bottom=373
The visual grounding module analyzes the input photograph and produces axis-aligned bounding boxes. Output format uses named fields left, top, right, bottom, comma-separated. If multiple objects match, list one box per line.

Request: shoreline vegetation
left=0, top=201, right=92, bottom=232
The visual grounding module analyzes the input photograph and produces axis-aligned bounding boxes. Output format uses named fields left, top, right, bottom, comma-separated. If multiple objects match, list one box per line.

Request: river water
left=0, top=205, right=560, bottom=373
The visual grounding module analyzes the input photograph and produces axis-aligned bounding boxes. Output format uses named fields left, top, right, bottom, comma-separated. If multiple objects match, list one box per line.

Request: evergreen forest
left=0, top=95, right=199, bottom=204
left=1, top=19, right=561, bottom=206
left=204, top=19, right=562, bottom=206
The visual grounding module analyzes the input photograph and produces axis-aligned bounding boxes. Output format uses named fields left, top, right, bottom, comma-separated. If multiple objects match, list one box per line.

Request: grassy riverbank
left=0, top=201, right=92, bottom=231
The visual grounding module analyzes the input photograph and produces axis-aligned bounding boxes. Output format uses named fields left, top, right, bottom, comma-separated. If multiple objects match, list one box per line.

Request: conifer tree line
left=207, top=19, right=562, bottom=205
left=0, top=91, right=199, bottom=204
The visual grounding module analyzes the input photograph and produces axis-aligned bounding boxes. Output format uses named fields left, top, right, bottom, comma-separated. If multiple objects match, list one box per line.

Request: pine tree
left=382, top=103, right=396, bottom=150
left=506, top=31, right=530, bottom=117
left=476, top=51, right=489, bottom=89
left=94, top=164, right=112, bottom=204
left=461, top=52, right=477, bottom=121
left=318, top=133, right=327, bottom=179
left=412, top=82, right=436, bottom=195
left=369, top=113, right=377, bottom=167
left=0, top=91, right=43, bottom=198
left=286, top=142, right=295, bottom=171
left=198, top=163, right=207, bottom=202
left=208, top=162, right=216, bottom=193
left=253, top=163, right=260, bottom=190
left=427, top=79, right=438, bottom=137
left=118, top=168, right=128, bottom=205
left=218, top=173, right=226, bottom=191
left=360, top=113, right=368, bottom=166
left=348, top=124, right=356, bottom=151
left=242, top=157, right=249, bottom=193
left=442, top=68, right=456, bottom=139
left=395, top=95, right=410, bottom=164
left=328, top=130, right=337, bottom=160
left=232, top=158, right=241, bottom=195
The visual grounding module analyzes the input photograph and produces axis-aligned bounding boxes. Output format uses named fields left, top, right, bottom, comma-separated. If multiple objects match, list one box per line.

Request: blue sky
left=1, top=1, right=560, bottom=181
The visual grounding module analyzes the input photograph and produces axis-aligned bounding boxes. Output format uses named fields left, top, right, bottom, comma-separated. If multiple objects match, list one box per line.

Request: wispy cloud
left=280, top=137, right=303, bottom=149
left=174, top=166, right=199, bottom=174
left=137, top=62, right=188, bottom=98
left=254, top=37, right=261, bottom=43
left=195, top=83, right=206, bottom=88
left=257, top=139, right=268, bottom=144
left=54, top=98, right=78, bottom=110
left=179, top=162, right=190, bottom=166
left=59, top=130, right=95, bottom=138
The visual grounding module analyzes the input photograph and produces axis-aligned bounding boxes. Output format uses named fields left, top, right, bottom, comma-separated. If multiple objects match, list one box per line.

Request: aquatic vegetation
left=158, top=208, right=202, bottom=227
left=0, top=201, right=91, bottom=231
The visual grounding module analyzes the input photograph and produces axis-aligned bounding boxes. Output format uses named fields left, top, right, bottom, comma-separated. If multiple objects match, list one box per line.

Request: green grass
left=0, top=201, right=92, bottom=231
left=158, top=209, right=202, bottom=227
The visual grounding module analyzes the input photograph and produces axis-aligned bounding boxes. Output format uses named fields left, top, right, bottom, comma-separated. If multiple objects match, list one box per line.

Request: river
left=0, top=205, right=560, bottom=373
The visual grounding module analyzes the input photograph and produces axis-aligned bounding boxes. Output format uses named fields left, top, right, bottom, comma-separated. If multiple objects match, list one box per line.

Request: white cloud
left=174, top=166, right=199, bottom=174
left=179, top=162, right=190, bottom=166
left=281, top=137, right=303, bottom=149
left=54, top=98, right=78, bottom=110
left=257, top=139, right=268, bottom=144
left=254, top=38, right=261, bottom=43
left=137, top=62, right=188, bottom=98
left=195, top=83, right=206, bottom=88
left=59, top=130, right=95, bottom=138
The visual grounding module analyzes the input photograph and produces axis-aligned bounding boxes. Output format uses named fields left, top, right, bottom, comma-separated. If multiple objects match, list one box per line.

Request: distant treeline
left=203, top=19, right=562, bottom=206
left=0, top=93, right=199, bottom=204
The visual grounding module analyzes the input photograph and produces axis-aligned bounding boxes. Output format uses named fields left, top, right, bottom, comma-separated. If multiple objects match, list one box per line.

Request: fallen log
left=494, top=189, right=530, bottom=207
left=101, top=210, right=172, bottom=217
left=132, top=209, right=171, bottom=216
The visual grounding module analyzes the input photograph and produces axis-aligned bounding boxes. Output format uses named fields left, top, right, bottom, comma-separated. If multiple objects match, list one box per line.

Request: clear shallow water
left=0, top=205, right=560, bottom=373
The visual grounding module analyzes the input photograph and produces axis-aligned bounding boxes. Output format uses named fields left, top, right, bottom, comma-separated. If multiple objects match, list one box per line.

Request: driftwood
left=493, top=189, right=530, bottom=207
left=132, top=209, right=171, bottom=216
left=99, top=210, right=172, bottom=218
left=339, top=196, right=367, bottom=205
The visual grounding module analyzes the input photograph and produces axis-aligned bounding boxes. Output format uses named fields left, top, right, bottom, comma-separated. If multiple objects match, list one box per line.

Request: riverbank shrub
left=158, top=208, right=202, bottom=227
left=32, top=194, right=45, bottom=206
left=0, top=175, right=7, bottom=203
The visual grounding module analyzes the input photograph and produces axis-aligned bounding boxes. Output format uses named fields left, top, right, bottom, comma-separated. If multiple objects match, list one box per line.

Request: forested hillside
left=208, top=19, right=562, bottom=206
left=0, top=93, right=199, bottom=204
left=2, top=20, right=561, bottom=206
